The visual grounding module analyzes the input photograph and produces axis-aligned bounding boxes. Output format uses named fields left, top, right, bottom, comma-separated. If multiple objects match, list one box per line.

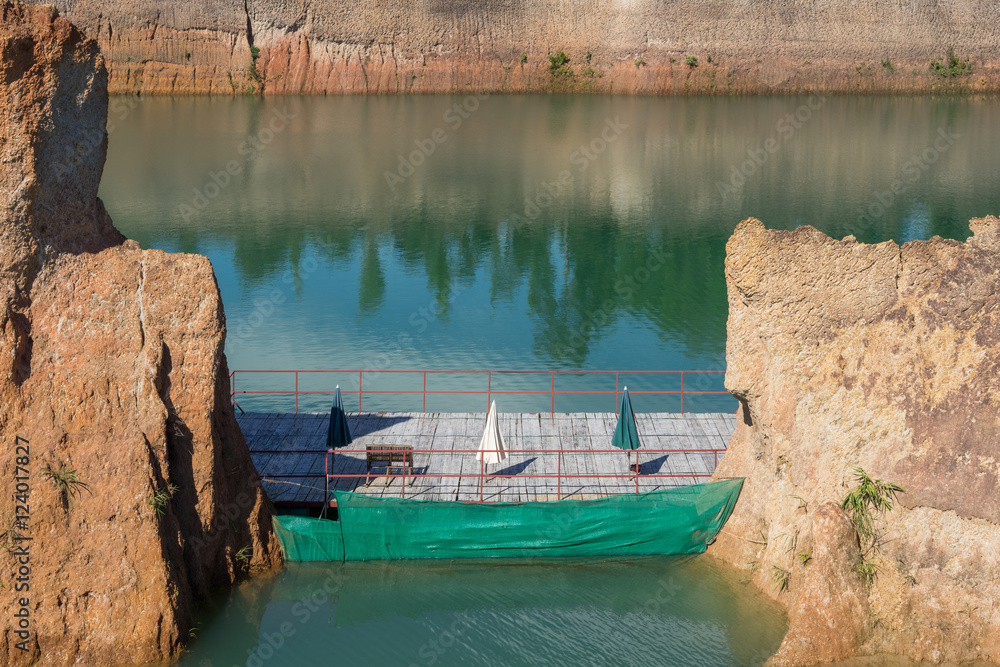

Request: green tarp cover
left=274, top=514, right=345, bottom=561
left=274, top=479, right=742, bottom=562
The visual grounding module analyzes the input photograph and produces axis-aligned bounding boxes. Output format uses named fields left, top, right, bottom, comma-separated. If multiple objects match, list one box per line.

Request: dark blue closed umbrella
left=326, top=386, right=353, bottom=449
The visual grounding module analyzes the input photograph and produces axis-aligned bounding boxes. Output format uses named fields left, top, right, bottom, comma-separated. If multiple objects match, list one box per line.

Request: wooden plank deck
left=239, top=411, right=737, bottom=507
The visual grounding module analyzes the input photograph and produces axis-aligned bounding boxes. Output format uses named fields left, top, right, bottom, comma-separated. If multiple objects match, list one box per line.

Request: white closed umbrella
left=476, top=401, right=508, bottom=465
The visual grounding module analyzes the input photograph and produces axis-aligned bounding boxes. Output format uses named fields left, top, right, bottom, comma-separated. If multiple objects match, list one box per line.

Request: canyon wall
left=21, top=0, right=1000, bottom=95
left=711, top=217, right=1000, bottom=664
left=0, top=3, right=281, bottom=664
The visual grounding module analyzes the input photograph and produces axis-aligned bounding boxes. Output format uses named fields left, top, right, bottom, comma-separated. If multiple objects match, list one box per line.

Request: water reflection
left=99, top=95, right=1000, bottom=385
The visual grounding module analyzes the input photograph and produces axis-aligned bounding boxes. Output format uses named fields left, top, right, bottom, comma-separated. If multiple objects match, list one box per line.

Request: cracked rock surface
left=0, top=3, right=281, bottom=664
left=711, top=216, right=1000, bottom=664
left=17, top=0, right=1000, bottom=95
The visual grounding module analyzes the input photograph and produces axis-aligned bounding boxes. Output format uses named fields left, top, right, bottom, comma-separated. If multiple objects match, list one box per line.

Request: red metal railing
left=321, top=446, right=727, bottom=504
left=230, top=369, right=729, bottom=414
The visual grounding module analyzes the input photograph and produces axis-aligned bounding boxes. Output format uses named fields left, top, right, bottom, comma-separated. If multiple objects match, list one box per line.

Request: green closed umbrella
left=611, top=386, right=642, bottom=476
left=326, top=386, right=353, bottom=449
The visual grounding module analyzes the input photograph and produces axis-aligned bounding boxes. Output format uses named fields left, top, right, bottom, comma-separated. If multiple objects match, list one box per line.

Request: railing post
left=422, top=371, right=427, bottom=413
left=294, top=371, right=299, bottom=413
left=487, top=371, right=492, bottom=411
left=359, top=371, right=363, bottom=412
left=551, top=371, right=555, bottom=415
left=324, top=448, right=329, bottom=505
left=616, top=372, right=620, bottom=413
left=231, top=370, right=236, bottom=406
left=635, top=450, right=639, bottom=495
left=680, top=371, right=684, bottom=414
left=557, top=449, right=561, bottom=500
left=479, top=455, right=485, bottom=503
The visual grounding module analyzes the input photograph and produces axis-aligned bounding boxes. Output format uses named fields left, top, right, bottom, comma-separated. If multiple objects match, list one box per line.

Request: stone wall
left=22, top=0, right=1000, bottom=95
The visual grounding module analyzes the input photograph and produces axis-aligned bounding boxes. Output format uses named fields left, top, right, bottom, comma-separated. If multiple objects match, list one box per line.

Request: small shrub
left=520, top=52, right=527, bottom=64
left=41, top=466, right=89, bottom=506
left=585, top=49, right=593, bottom=64
left=250, top=45, right=261, bottom=63
left=634, top=56, right=646, bottom=68
left=797, top=550, right=812, bottom=566
left=149, top=483, right=179, bottom=517
left=842, top=466, right=904, bottom=585
left=669, top=57, right=677, bottom=64
left=685, top=55, right=698, bottom=68
left=881, top=58, right=893, bottom=71
left=582, top=67, right=602, bottom=78
left=548, top=51, right=572, bottom=77
left=184, top=49, right=191, bottom=61
left=706, top=54, right=713, bottom=63
left=930, top=48, right=972, bottom=77
left=770, top=564, right=790, bottom=593
left=235, top=545, right=252, bottom=564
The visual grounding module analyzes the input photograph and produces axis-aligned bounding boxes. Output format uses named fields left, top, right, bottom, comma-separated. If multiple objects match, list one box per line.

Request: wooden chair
left=365, top=444, right=414, bottom=486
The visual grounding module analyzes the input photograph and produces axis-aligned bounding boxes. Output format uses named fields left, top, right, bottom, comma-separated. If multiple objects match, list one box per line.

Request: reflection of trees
left=103, top=94, right=994, bottom=370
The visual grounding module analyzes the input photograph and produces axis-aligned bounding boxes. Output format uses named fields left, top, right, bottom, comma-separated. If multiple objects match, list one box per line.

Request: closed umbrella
left=326, top=386, right=353, bottom=450
left=476, top=401, right=508, bottom=500
left=477, top=401, right=508, bottom=465
left=611, top=386, right=642, bottom=476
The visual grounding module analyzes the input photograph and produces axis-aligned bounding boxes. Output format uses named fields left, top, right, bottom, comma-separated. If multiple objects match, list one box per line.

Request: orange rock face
left=711, top=217, right=1000, bottom=663
left=0, top=3, right=281, bottom=664
left=18, top=0, right=1000, bottom=95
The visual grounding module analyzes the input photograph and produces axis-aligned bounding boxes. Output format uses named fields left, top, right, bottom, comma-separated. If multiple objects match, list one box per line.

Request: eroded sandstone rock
left=0, top=3, right=281, bottom=664
left=18, top=0, right=1000, bottom=95
left=711, top=217, right=1000, bottom=663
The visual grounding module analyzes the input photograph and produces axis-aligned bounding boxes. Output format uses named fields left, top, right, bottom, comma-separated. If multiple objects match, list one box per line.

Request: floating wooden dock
left=239, top=412, right=736, bottom=507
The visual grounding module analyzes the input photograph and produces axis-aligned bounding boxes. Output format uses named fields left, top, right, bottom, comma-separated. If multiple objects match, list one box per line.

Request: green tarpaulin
left=274, top=478, right=743, bottom=562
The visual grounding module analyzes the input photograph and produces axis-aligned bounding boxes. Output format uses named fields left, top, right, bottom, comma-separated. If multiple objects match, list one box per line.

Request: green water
left=177, top=558, right=787, bottom=666
left=99, top=94, right=1000, bottom=413
left=98, top=95, right=1000, bottom=664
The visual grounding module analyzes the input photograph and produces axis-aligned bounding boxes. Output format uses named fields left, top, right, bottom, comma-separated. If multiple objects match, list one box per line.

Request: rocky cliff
left=20, top=0, right=1000, bottom=95
left=711, top=217, right=1000, bottom=663
left=0, top=3, right=281, bottom=664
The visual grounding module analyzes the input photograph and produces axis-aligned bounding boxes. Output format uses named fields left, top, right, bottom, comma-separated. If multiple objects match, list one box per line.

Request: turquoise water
left=177, top=558, right=787, bottom=666
left=97, top=95, right=1000, bottom=665
left=99, top=94, right=1000, bottom=413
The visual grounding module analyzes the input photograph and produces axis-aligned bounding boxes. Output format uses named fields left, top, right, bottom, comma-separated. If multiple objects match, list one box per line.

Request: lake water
left=176, top=558, right=787, bottom=667
left=100, top=95, right=998, bottom=665
left=100, top=94, right=1000, bottom=413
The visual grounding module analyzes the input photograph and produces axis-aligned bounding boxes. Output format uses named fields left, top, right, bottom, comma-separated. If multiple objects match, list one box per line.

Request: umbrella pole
left=479, top=456, right=485, bottom=503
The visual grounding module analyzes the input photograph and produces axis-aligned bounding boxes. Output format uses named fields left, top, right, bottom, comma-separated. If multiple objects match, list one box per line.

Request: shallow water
left=176, top=557, right=787, bottom=666
left=99, top=94, right=1000, bottom=413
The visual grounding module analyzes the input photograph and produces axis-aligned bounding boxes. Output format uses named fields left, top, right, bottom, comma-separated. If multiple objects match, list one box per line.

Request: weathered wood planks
left=237, top=411, right=736, bottom=507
